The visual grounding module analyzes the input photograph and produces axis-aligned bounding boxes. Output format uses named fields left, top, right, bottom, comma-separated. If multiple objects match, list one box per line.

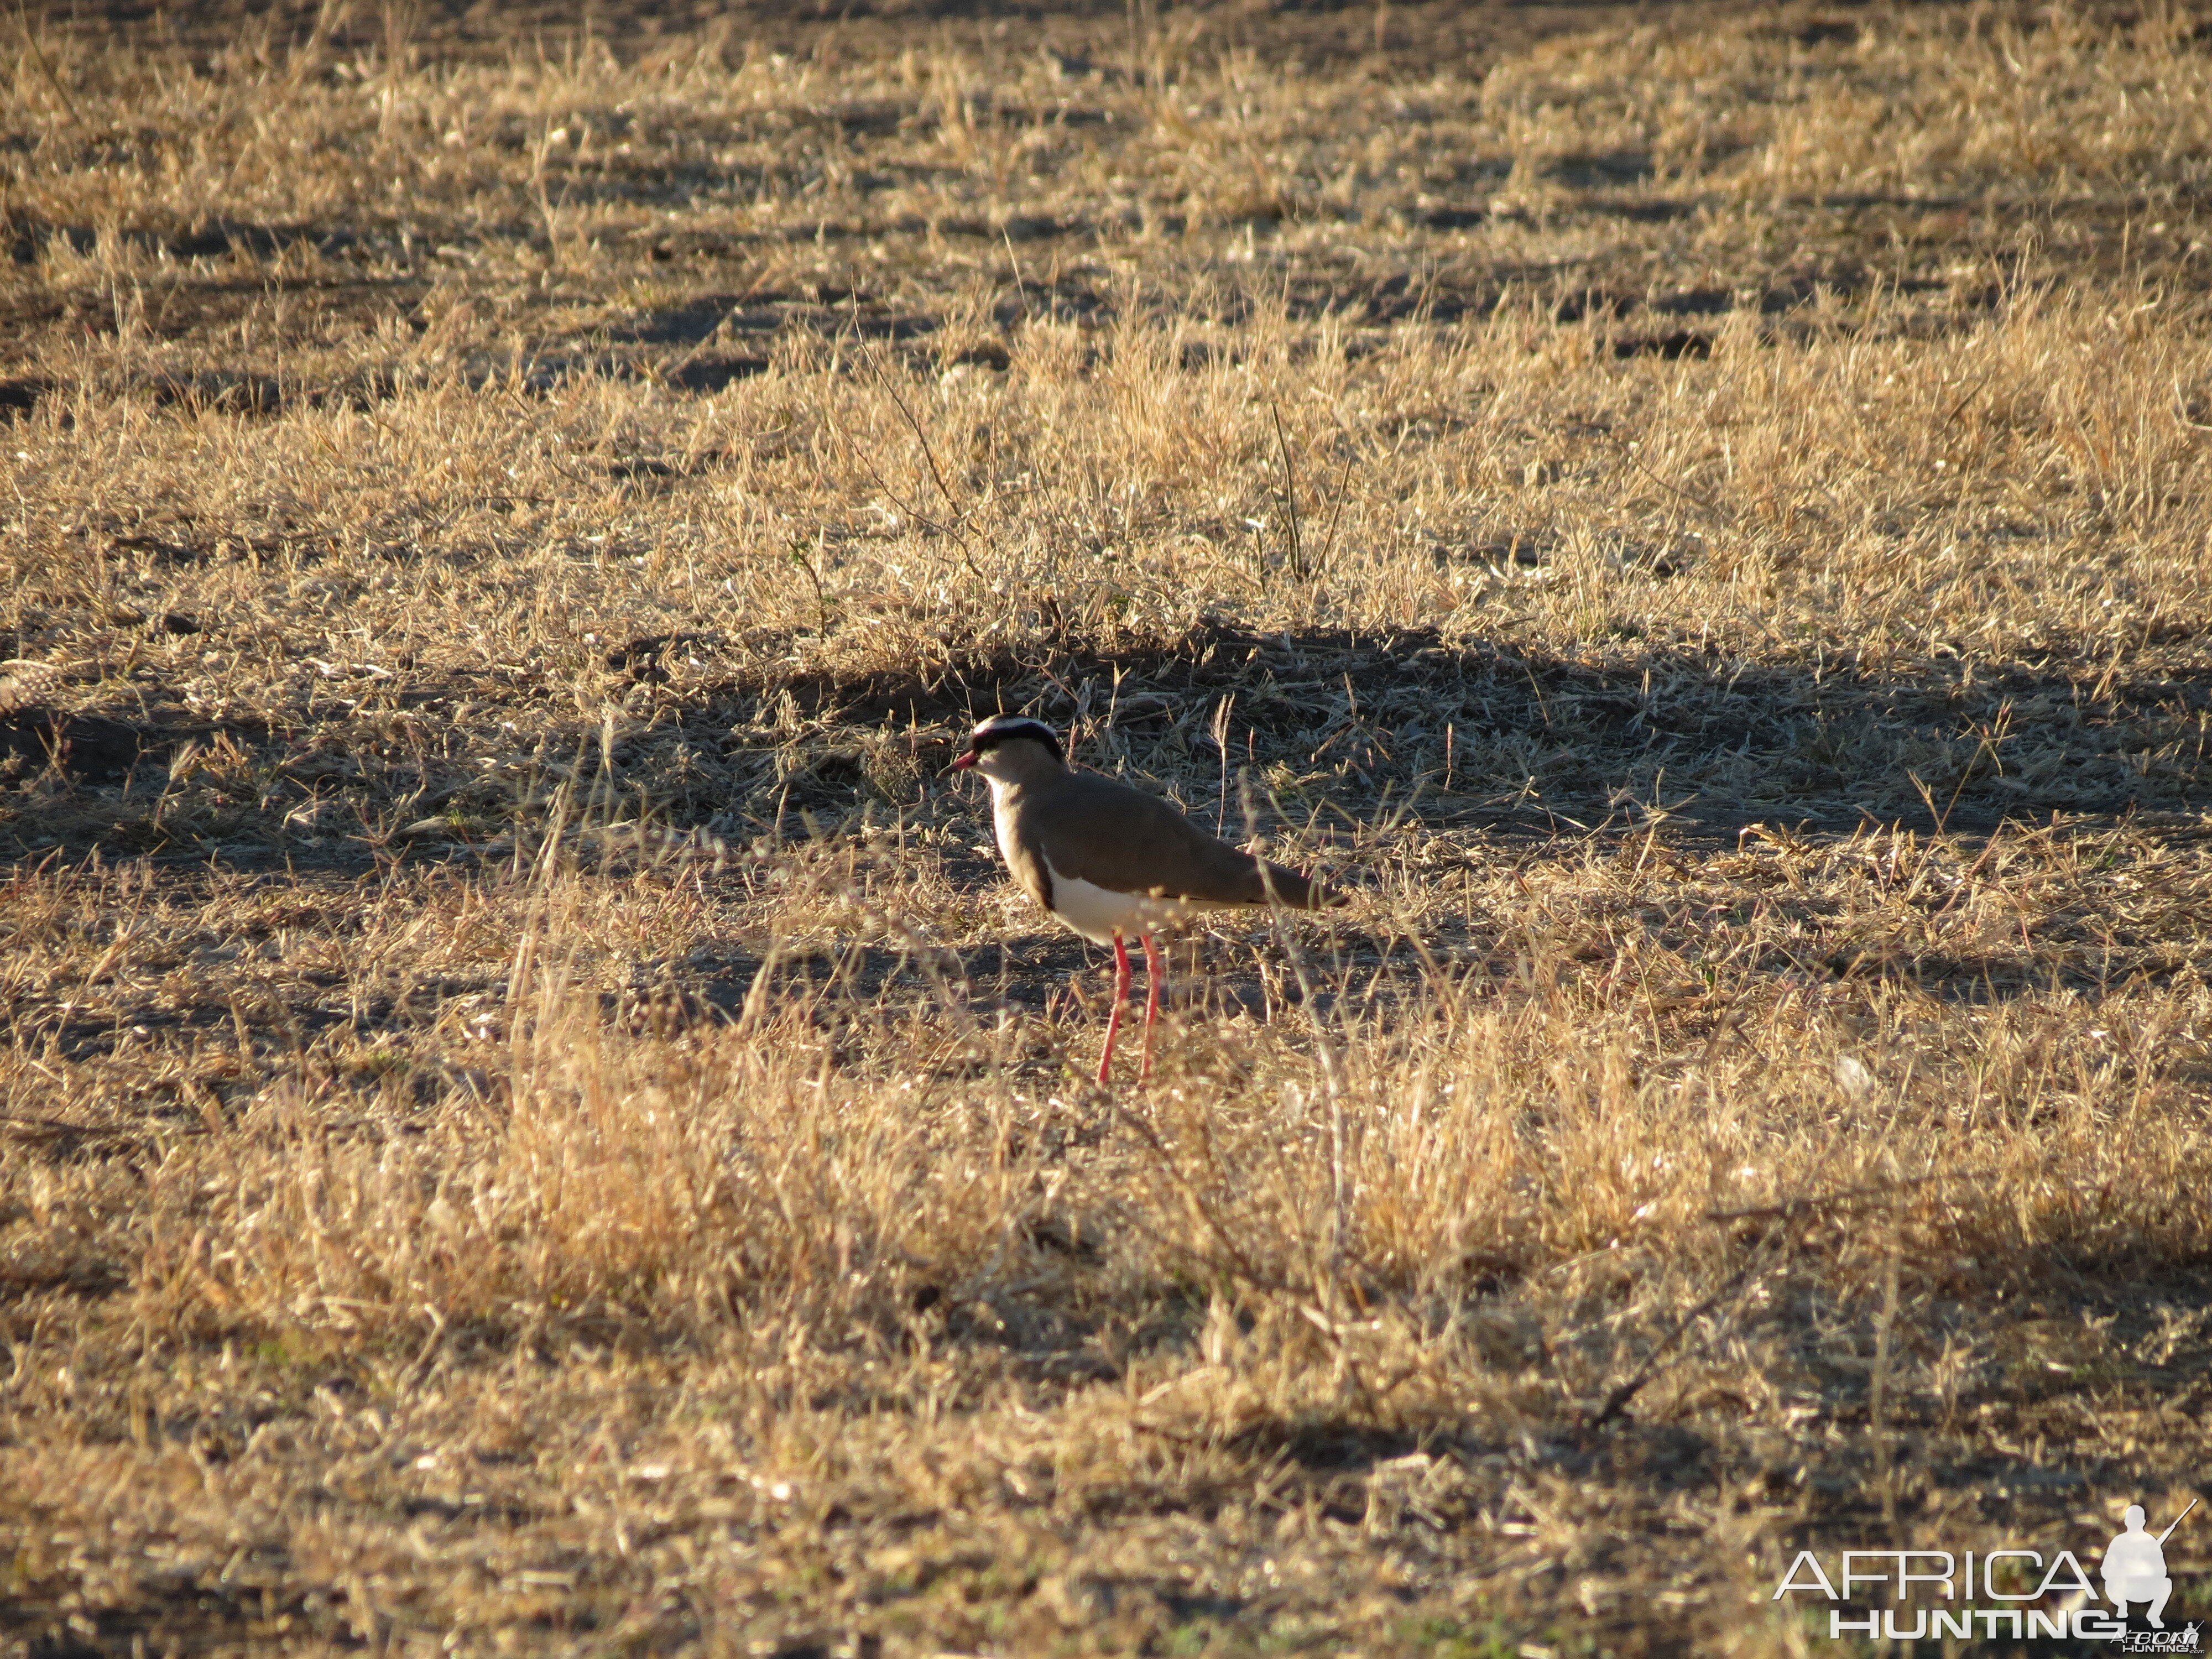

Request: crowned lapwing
left=950, top=714, right=1333, bottom=1083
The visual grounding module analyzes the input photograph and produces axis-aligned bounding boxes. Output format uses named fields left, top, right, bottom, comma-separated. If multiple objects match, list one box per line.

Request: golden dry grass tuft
left=5, top=2, right=2212, bottom=1653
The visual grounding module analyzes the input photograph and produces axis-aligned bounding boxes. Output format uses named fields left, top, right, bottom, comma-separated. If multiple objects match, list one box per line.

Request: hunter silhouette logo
left=2102, top=1501, right=2194, bottom=1631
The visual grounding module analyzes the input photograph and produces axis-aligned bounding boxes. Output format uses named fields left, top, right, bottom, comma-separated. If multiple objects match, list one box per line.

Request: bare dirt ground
left=4, top=1, right=2212, bottom=1653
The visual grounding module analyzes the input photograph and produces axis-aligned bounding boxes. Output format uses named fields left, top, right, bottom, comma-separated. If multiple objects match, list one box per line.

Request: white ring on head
left=967, top=717, right=1062, bottom=760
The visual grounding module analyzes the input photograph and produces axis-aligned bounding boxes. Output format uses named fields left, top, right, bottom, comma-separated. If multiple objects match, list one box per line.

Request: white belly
left=1045, top=866, right=1201, bottom=945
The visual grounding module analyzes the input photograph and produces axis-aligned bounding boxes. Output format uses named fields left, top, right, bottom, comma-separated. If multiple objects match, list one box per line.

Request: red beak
left=949, top=750, right=978, bottom=772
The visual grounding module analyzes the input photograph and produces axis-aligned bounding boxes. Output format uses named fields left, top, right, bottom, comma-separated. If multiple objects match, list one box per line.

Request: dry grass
left=5, top=2, right=2212, bottom=1654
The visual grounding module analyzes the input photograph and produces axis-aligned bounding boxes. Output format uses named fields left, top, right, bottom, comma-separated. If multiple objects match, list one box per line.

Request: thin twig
left=1210, top=693, right=1235, bottom=835
left=1606, top=431, right=1729, bottom=522
left=1589, top=1246, right=1767, bottom=1427
left=847, top=321, right=992, bottom=585
left=1942, top=370, right=1992, bottom=426
left=1001, top=224, right=1027, bottom=316
left=1239, top=773, right=1349, bottom=1308
left=1270, top=404, right=1306, bottom=581
left=858, top=339, right=963, bottom=521
left=1704, top=1166, right=1995, bottom=1224
left=1109, top=1099, right=1286, bottom=1295
left=14, top=1, right=81, bottom=128
left=1315, top=440, right=1356, bottom=577
left=1598, top=1159, right=1995, bottom=1428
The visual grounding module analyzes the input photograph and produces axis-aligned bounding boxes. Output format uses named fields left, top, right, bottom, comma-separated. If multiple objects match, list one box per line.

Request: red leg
left=1096, top=932, right=1133, bottom=1085
left=1138, top=932, right=1164, bottom=1081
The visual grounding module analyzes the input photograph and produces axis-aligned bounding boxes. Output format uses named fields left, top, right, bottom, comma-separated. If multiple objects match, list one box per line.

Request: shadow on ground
left=692, top=617, right=2211, bottom=836
left=11, top=619, right=2207, bottom=874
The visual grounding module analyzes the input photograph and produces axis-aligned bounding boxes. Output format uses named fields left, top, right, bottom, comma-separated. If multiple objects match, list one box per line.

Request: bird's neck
left=978, top=765, right=1063, bottom=798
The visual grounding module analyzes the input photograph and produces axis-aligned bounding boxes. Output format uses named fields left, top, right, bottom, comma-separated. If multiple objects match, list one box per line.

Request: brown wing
left=1018, top=769, right=1330, bottom=909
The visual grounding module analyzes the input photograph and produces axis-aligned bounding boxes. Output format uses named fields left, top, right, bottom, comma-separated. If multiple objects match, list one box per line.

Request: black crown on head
left=967, top=716, right=1064, bottom=763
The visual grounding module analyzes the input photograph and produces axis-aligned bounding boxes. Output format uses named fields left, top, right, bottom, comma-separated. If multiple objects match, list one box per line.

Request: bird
left=950, top=713, right=1333, bottom=1084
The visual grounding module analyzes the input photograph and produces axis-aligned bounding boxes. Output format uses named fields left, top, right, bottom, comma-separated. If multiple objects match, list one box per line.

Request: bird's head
left=951, top=715, right=1065, bottom=781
